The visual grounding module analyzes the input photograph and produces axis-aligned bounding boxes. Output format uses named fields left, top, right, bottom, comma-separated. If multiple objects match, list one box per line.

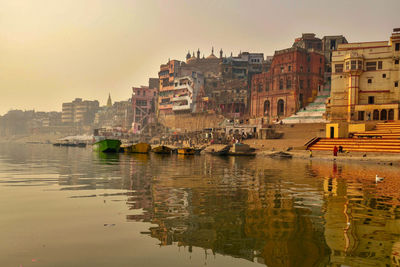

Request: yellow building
left=328, top=28, right=400, bottom=122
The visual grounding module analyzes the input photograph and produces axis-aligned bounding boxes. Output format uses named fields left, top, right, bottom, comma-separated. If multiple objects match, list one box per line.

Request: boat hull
left=152, top=145, right=172, bottom=154
left=177, top=148, right=195, bottom=155
left=93, top=139, right=121, bottom=153
left=124, top=143, right=151, bottom=153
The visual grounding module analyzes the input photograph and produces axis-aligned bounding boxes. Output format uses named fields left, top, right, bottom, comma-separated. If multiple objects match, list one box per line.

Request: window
left=320, top=57, right=322, bottom=63
left=396, top=59, right=399, bottom=65
left=366, top=62, right=377, bottom=71
left=307, top=55, right=311, bottom=62
left=368, top=96, right=374, bottom=104
left=346, top=61, right=350, bottom=70
left=307, top=67, right=310, bottom=73
left=368, top=79, right=372, bottom=84
left=395, top=81, right=399, bottom=87
left=281, top=66, right=284, bottom=73
left=335, top=64, right=343, bottom=73
left=287, top=78, right=291, bottom=89
left=279, top=79, right=283, bottom=90
left=258, top=84, right=262, bottom=92
left=300, top=66, right=303, bottom=72
left=266, top=83, right=269, bottom=91
left=396, top=43, right=400, bottom=51
left=383, top=74, right=386, bottom=78
left=319, top=67, right=322, bottom=75
left=300, top=80, right=304, bottom=89
left=307, top=79, right=311, bottom=89
left=378, top=61, right=383, bottom=70
left=288, top=65, right=292, bottom=71
left=358, top=60, right=362, bottom=70
left=351, top=60, right=356, bottom=70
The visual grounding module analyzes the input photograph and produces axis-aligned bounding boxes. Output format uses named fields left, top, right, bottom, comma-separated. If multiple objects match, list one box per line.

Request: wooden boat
left=123, top=143, right=151, bottom=153
left=151, top=145, right=172, bottom=154
left=93, top=139, right=121, bottom=153
left=207, top=145, right=230, bottom=156
left=177, top=147, right=195, bottom=155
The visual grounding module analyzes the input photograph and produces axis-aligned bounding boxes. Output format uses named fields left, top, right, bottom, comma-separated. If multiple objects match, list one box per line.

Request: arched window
left=380, top=109, right=387, bottom=120
left=373, top=110, right=379, bottom=120
left=264, top=100, right=270, bottom=115
left=388, top=109, right=394, bottom=120
left=277, top=99, right=285, bottom=116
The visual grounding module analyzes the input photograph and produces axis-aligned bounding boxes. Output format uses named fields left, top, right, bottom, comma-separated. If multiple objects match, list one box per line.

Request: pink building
left=131, top=86, right=157, bottom=133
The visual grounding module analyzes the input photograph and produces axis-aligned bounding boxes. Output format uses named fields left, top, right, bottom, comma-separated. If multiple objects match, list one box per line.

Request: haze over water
left=1, top=143, right=400, bottom=266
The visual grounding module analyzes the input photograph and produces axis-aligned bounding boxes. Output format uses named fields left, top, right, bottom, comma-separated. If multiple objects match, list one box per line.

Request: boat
left=93, top=139, right=121, bottom=153
left=123, top=143, right=151, bottom=153
left=177, top=147, right=195, bottom=155
left=207, top=145, right=231, bottom=156
left=151, top=145, right=172, bottom=154
left=226, top=143, right=256, bottom=156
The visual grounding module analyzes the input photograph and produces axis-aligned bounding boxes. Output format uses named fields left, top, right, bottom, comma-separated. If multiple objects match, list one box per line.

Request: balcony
left=172, top=95, right=190, bottom=102
left=173, top=104, right=191, bottom=111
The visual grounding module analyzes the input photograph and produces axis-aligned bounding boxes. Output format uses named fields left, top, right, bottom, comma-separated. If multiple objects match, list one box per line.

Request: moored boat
left=151, top=145, right=172, bottom=154
left=93, top=139, right=121, bottom=153
left=124, top=143, right=151, bottom=153
left=177, top=147, right=195, bottom=155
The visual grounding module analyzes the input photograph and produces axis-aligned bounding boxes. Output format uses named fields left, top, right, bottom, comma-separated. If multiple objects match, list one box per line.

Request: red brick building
left=251, top=47, right=325, bottom=121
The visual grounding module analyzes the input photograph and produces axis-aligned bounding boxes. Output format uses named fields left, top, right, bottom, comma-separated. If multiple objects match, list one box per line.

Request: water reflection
left=0, top=143, right=400, bottom=266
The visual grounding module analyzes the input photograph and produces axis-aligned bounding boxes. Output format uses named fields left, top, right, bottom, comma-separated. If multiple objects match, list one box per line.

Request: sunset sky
left=0, top=0, right=399, bottom=115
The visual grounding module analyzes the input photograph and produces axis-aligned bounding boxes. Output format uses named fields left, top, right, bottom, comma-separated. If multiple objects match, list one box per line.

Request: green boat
left=93, top=139, right=121, bottom=153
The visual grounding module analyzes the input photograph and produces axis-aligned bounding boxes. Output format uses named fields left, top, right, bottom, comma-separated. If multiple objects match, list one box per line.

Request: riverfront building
left=327, top=28, right=400, bottom=121
left=131, top=86, right=157, bottom=133
left=172, top=73, right=204, bottom=113
left=251, top=47, right=325, bottom=121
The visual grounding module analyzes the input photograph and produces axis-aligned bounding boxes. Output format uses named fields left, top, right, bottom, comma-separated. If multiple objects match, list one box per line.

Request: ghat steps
left=308, top=138, right=400, bottom=153
left=282, top=86, right=330, bottom=124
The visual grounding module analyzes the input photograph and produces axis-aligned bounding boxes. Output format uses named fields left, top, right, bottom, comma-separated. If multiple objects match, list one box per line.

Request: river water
left=0, top=143, right=400, bottom=267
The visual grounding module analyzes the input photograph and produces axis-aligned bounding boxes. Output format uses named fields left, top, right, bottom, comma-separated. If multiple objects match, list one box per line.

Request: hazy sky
left=0, top=0, right=399, bottom=115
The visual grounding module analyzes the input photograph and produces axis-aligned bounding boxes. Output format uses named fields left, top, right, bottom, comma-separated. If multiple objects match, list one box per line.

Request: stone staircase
left=282, top=85, right=330, bottom=124
left=353, top=122, right=400, bottom=139
left=307, top=138, right=400, bottom=153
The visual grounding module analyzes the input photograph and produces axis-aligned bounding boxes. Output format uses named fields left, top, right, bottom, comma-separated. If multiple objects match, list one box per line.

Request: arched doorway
left=277, top=99, right=284, bottom=116
left=264, top=100, right=270, bottom=115
left=373, top=110, right=379, bottom=120
left=380, top=109, right=387, bottom=120
left=388, top=109, right=394, bottom=120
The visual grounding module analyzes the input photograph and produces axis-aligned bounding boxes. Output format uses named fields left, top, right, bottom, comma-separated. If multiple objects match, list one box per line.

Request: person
left=338, top=145, right=344, bottom=153
left=309, top=150, right=313, bottom=158
left=333, top=146, right=338, bottom=157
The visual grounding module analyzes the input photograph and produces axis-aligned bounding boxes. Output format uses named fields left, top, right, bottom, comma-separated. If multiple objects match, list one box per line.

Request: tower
left=197, top=49, right=200, bottom=59
left=186, top=50, right=191, bottom=60
left=220, top=48, right=223, bottom=59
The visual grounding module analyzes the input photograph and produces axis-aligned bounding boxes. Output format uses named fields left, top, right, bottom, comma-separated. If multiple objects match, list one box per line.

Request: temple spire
left=107, top=93, right=112, bottom=107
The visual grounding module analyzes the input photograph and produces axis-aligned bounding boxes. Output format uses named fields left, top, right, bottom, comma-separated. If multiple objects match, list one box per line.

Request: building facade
left=172, top=72, right=204, bottom=113
left=251, top=47, right=325, bottom=121
left=328, top=28, right=400, bottom=122
left=132, top=86, right=157, bottom=133
left=158, top=60, right=182, bottom=115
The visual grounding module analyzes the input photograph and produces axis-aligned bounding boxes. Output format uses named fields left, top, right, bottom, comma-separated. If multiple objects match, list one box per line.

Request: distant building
left=212, top=79, right=249, bottom=117
left=61, top=98, right=99, bottom=125
left=251, top=47, right=325, bottom=120
left=328, top=28, right=400, bottom=122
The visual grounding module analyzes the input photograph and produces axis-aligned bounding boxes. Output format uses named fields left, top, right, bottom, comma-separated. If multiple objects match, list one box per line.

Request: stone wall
left=158, top=113, right=225, bottom=132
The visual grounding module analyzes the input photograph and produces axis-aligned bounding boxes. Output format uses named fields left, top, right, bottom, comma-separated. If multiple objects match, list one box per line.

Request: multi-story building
left=132, top=86, right=157, bottom=133
left=212, top=79, right=249, bottom=117
left=61, top=98, right=99, bottom=125
left=158, top=60, right=182, bottom=115
left=251, top=47, right=325, bottom=120
left=221, top=52, right=265, bottom=81
left=328, top=28, right=400, bottom=122
left=171, top=72, right=204, bottom=113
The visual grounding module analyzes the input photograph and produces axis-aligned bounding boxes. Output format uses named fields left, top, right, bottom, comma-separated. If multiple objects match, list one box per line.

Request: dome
left=206, top=53, right=218, bottom=59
